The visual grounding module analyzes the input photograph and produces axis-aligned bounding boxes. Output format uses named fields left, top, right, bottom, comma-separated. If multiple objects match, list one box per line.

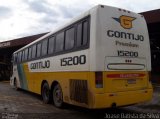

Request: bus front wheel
left=14, top=79, right=18, bottom=90
left=53, top=84, right=63, bottom=108
left=42, top=82, right=51, bottom=104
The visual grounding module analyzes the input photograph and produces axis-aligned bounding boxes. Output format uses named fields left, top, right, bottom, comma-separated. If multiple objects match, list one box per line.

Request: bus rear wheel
left=42, top=82, right=51, bottom=104
left=53, top=84, right=63, bottom=108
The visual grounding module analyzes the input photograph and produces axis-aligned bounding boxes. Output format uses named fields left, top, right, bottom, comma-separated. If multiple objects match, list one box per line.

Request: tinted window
left=65, top=27, right=75, bottom=50
left=22, top=50, right=25, bottom=62
left=55, top=32, right=64, bottom=52
left=28, top=47, right=32, bottom=60
left=32, top=45, right=37, bottom=59
left=41, top=39, right=48, bottom=56
left=77, top=20, right=89, bottom=47
left=77, top=23, right=82, bottom=47
left=24, top=48, right=28, bottom=61
left=82, top=21, right=88, bottom=45
left=18, top=52, right=22, bottom=63
left=17, top=53, right=19, bottom=62
left=14, top=53, right=18, bottom=63
left=37, top=43, right=41, bottom=57
left=48, top=36, right=55, bottom=54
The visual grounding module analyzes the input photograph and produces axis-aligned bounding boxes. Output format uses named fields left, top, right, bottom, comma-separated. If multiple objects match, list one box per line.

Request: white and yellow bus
left=10, top=5, right=152, bottom=109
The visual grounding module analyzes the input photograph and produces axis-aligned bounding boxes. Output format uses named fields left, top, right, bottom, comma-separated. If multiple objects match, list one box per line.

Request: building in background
left=141, top=9, right=160, bottom=84
left=0, top=33, right=47, bottom=80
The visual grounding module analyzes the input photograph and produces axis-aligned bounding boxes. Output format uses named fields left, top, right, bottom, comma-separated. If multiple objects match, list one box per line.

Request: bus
left=10, top=5, right=152, bottom=109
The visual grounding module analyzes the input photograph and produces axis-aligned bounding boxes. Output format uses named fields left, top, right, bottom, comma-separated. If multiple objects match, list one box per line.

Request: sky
left=0, top=0, right=160, bottom=42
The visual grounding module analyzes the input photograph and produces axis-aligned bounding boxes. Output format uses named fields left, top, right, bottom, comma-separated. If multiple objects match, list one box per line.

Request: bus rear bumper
left=93, top=88, right=153, bottom=109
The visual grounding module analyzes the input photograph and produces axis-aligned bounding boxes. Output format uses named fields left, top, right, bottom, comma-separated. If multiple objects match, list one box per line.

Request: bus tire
left=14, top=79, right=18, bottom=90
left=42, top=82, right=51, bottom=104
left=53, top=84, right=63, bottom=108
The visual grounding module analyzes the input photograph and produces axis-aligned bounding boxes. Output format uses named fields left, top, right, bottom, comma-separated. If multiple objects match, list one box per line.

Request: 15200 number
left=118, top=50, right=138, bottom=57
left=60, top=55, right=86, bottom=66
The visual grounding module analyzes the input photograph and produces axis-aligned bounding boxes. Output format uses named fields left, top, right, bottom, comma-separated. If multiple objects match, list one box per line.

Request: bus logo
left=113, top=15, right=136, bottom=29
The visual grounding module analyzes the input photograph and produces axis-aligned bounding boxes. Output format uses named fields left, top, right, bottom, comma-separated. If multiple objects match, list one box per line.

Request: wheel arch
left=51, top=80, right=59, bottom=92
left=41, top=80, right=61, bottom=93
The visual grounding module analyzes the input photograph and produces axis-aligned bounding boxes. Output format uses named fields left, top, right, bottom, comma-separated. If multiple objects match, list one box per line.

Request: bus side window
left=41, top=39, right=48, bottom=56
left=82, top=20, right=88, bottom=45
left=77, top=23, right=82, bottom=47
left=77, top=20, right=89, bottom=47
left=48, top=36, right=55, bottom=54
left=55, top=32, right=64, bottom=52
left=65, top=27, right=75, bottom=50
left=28, top=47, right=32, bottom=60
left=14, top=53, right=18, bottom=63
left=32, top=45, right=37, bottom=59
left=24, top=48, right=28, bottom=61
left=18, top=52, right=22, bottom=63
left=22, top=50, right=25, bottom=62
left=37, top=43, right=42, bottom=57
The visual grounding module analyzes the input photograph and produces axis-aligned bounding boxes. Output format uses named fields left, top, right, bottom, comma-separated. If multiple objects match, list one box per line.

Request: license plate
left=127, top=79, right=136, bottom=84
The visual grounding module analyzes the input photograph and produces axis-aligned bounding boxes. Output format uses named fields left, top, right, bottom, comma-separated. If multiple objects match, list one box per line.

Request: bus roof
left=13, top=4, right=137, bottom=54
left=13, top=5, right=98, bottom=54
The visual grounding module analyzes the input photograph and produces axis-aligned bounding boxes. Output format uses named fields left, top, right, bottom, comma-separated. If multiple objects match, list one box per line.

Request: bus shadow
left=16, top=88, right=42, bottom=101
left=62, top=104, right=127, bottom=119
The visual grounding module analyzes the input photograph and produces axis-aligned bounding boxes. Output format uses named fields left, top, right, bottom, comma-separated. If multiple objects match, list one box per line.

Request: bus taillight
left=95, top=72, right=103, bottom=88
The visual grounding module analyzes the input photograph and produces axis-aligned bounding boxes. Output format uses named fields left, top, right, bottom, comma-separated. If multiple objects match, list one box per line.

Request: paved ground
left=0, top=82, right=140, bottom=119
left=0, top=81, right=159, bottom=119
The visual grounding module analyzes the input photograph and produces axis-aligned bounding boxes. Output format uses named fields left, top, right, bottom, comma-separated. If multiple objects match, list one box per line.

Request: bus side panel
left=23, top=62, right=43, bottom=94
left=16, top=66, right=96, bottom=108
left=16, top=63, right=28, bottom=90
left=20, top=69, right=94, bottom=108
